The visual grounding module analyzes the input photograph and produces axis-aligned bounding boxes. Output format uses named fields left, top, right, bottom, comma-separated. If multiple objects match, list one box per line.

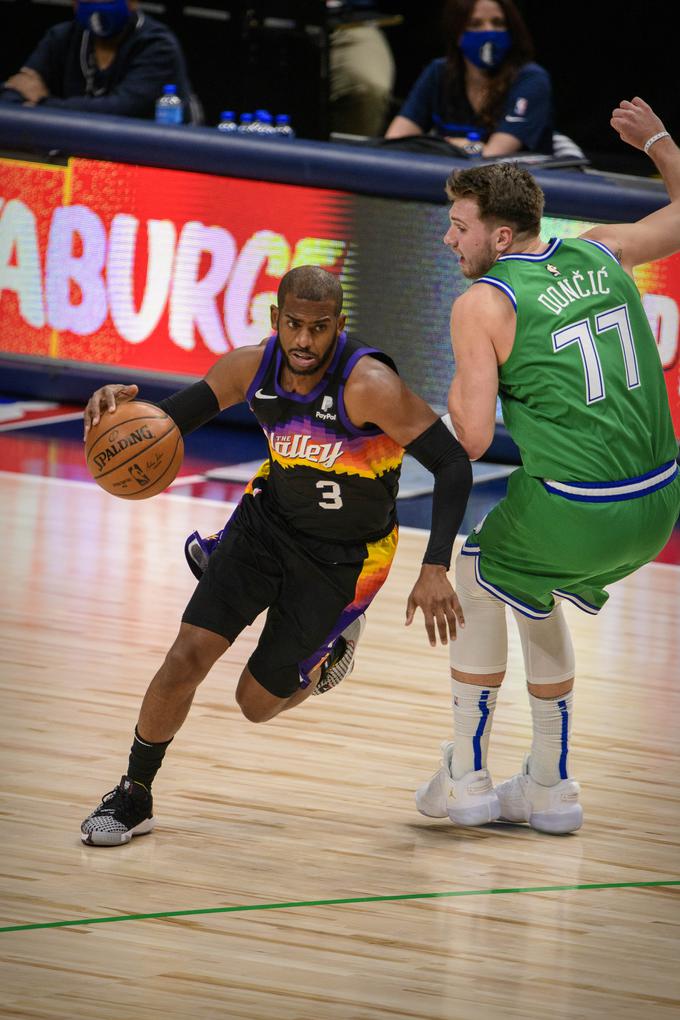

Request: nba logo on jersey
left=546, top=264, right=561, bottom=277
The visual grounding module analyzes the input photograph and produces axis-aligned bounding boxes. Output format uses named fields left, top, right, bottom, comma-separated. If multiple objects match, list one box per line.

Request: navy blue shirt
left=0, top=12, right=194, bottom=122
left=399, top=58, right=553, bottom=154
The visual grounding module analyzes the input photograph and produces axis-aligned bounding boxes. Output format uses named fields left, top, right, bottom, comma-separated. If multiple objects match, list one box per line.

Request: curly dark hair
left=445, top=162, right=545, bottom=235
left=442, top=0, right=535, bottom=135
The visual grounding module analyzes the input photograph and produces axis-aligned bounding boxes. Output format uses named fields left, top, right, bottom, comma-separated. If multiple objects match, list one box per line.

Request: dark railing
left=0, top=106, right=668, bottom=219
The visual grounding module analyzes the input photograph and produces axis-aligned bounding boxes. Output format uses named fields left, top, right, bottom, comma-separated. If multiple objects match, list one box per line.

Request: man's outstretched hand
left=405, top=564, right=465, bottom=647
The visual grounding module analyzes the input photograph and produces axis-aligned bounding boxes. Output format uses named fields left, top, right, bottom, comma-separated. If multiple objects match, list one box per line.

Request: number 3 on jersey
left=316, top=479, right=343, bottom=510
left=552, top=302, right=641, bottom=404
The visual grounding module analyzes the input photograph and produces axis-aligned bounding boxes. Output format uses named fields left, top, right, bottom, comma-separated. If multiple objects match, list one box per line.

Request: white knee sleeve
left=512, top=604, right=575, bottom=685
left=449, top=553, right=508, bottom=675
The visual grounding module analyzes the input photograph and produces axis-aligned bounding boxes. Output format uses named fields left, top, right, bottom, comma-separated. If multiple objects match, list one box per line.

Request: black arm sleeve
left=405, top=418, right=473, bottom=569
left=156, top=380, right=220, bottom=436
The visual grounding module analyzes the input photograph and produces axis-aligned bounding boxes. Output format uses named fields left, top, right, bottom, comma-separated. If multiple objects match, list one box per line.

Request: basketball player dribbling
left=80, top=266, right=473, bottom=845
left=415, top=97, right=680, bottom=833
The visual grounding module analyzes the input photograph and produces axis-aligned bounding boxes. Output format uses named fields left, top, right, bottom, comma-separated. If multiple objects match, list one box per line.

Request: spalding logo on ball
left=85, top=401, right=183, bottom=499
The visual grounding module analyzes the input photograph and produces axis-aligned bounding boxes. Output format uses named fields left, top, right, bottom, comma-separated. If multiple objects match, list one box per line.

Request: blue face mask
left=460, top=30, right=512, bottom=70
left=75, top=0, right=131, bottom=39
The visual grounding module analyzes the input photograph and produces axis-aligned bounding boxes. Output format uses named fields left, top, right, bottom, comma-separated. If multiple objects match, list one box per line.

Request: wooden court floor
left=1, top=472, right=679, bottom=1020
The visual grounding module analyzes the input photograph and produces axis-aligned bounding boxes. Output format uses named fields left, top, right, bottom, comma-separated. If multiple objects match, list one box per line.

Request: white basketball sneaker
left=313, top=614, right=366, bottom=695
left=415, top=740, right=501, bottom=826
left=495, top=755, right=583, bottom=834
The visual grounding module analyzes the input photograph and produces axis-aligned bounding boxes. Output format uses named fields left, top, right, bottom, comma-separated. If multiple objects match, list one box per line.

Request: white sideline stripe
left=0, top=469, right=237, bottom=511
left=0, top=470, right=457, bottom=539
left=168, top=473, right=209, bottom=487
left=2, top=473, right=679, bottom=574
left=0, top=411, right=84, bottom=432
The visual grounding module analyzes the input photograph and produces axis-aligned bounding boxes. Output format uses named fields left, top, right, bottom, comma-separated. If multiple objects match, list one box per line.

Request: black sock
left=127, top=727, right=173, bottom=790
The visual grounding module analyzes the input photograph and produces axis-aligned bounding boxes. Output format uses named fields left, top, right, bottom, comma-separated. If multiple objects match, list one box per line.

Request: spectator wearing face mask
left=0, top=0, right=197, bottom=122
left=385, top=0, right=553, bottom=156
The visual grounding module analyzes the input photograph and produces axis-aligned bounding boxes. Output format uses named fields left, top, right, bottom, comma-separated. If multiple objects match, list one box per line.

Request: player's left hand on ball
left=83, top=383, right=139, bottom=439
left=405, top=564, right=465, bottom=647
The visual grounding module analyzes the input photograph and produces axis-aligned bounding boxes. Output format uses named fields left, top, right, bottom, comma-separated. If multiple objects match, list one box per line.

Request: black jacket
left=0, top=12, right=195, bottom=122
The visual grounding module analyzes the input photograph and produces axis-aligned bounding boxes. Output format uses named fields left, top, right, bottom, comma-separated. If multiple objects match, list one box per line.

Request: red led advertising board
left=0, top=156, right=352, bottom=377
left=0, top=154, right=679, bottom=435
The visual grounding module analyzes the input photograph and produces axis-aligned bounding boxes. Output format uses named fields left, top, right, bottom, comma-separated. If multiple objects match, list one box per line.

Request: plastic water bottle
left=217, top=111, right=238, bottom=134
left=237, top=113, right=254, bottom=135
left=155, top=84, right=184, bottom=125
left=259, top=110, right=276, bottom=136
left=252, top=109, right=276, bottom=136
left=464, top=129, right=483, bottom=155
left=274, top=114, right=295, bottom=139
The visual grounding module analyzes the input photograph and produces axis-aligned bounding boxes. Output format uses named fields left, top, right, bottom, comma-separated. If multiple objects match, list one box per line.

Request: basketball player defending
left=416, top=97, right=680, bottom=833
left=81, top=266, right=472, bottom=845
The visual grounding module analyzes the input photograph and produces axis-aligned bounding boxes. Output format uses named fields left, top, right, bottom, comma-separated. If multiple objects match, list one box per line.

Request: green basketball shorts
left=463, top=462, right=680, bottom=618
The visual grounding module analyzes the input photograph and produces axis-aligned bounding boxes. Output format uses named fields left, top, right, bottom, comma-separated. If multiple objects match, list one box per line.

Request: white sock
left=450, top=679, right=499, bottom=779
left=528, top=690, right=574, bottom=786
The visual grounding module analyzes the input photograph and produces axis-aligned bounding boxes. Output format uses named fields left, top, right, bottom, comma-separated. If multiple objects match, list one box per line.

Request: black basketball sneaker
left=81, top=776, right=154, bottom=846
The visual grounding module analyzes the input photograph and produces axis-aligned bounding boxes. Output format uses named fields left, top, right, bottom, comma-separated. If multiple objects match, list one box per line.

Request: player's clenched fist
left=610, top=97, right=666, bottom=151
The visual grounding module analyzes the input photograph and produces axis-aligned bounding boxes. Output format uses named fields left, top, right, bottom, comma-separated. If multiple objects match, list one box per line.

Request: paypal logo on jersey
left=316, top=395, right=337, bottom=421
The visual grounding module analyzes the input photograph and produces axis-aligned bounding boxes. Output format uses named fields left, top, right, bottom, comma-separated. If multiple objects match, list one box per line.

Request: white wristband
left=643, top=130, right=670, bottom=154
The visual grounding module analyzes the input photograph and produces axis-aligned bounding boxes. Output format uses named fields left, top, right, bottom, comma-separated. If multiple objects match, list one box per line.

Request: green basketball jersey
left=478, top=236, right=677, bottom=480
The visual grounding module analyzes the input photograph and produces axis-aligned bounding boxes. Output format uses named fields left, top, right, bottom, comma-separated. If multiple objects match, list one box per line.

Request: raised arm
left=582, top=98, right=680, bottom=273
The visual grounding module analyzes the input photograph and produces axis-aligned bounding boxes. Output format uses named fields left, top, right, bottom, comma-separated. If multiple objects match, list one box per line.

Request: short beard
left=280, top=336, right=336, bottom=376
left=467, top=243, right=499, bottom=280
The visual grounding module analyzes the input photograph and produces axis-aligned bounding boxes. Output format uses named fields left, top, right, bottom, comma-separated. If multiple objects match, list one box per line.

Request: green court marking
left=2, top=879, right=679, bottom=933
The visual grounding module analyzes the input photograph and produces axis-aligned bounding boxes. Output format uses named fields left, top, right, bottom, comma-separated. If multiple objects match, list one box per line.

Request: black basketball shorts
left=182, top=492, right=398, bottom=698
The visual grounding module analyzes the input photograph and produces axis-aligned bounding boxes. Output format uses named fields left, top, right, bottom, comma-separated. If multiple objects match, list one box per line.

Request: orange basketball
left=85, top=400, right=184, bottom=500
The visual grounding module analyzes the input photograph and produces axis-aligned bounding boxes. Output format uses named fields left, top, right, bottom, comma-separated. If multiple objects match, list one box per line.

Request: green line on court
left=2, top=879, right=679, bottom=933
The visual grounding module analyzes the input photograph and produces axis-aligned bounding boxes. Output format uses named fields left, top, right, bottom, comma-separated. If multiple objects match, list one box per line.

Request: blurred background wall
left=1, top=0, right=676, bottom=174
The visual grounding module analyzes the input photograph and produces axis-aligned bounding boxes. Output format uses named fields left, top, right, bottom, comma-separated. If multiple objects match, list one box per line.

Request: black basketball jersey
left=245, top=332, right=404, bottom=544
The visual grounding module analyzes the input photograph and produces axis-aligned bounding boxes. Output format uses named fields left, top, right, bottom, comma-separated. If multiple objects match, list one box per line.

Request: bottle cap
left=163, top=84, right=177, bottom=95
left=220, top=111, right=235, bottom=120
